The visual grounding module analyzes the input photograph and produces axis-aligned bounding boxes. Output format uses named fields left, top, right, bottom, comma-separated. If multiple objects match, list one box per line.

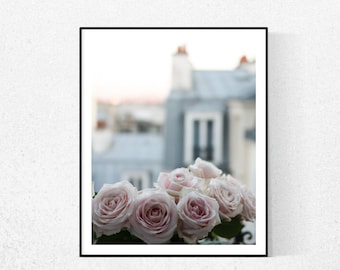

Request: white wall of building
left=228, top=99, right=255, bottom=188
left=171, top=53, right=192, bottom=90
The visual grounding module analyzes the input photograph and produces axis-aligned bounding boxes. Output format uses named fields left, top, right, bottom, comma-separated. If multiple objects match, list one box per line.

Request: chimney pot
left=177, top=45, right=187, bottom=54
left=240, top=55, right=248, bottom=64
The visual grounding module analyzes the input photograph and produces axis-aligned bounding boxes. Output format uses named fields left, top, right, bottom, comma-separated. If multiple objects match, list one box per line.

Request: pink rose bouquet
left=92, top=158, right=256, bottom=244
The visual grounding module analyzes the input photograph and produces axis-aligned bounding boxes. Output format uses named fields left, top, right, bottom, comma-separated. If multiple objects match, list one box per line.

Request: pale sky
left=82, top=29, right=263, bottom=102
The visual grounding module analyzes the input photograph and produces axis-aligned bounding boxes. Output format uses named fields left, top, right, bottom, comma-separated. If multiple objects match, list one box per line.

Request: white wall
left=171, top=54, right=192, bottom=90
left=228, top=99, right=255, bottom=188
left=2, top=1, right=340, bottom=269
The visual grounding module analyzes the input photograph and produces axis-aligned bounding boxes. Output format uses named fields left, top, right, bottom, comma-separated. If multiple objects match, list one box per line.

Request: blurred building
left=113, top=103, right=164, bottom=134
left=92, top=46, right=257, bottom=192
left=164, top=46, right=256, bottom=188
left=92, top=133, right=163, bottom=192
left=92, top=100, right=164, bottom=192
left=92, top=101, right=164, bottom=134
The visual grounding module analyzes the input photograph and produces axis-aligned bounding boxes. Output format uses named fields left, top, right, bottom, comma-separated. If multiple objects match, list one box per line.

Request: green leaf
left=212, top=218, right=244, bottom=239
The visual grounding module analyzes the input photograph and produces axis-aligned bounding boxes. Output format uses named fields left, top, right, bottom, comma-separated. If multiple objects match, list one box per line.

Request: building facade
left=92, top=46, right=257, bottom=192
left=163, top=46, right=256, bottom=183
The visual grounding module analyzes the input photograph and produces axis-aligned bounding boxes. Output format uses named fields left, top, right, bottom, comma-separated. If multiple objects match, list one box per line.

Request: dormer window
left=184, top=111, right=223, bottom=165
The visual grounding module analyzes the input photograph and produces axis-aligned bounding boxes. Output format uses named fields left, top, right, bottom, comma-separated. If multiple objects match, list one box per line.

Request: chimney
left=171, top=45, right=192, bottom=91
left=239, top=55, right=248, bottom=64
left=238, top=55, right=256, bottom=74
left=177, top=45, right=187, bottom=54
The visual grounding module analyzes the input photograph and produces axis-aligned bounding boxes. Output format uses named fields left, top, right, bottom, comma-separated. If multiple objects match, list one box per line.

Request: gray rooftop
left=184, top=100, right=227, bottom=112
left=92, top=133, right=163, bottom=162
left=169, top=68, right=255, bottom=100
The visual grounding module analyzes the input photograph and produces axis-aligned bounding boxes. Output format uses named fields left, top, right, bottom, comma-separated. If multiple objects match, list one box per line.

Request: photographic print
left=80, top=27, right=267, bottom=256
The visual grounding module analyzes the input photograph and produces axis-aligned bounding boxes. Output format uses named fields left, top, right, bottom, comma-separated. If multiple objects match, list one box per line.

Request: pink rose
left=223, top=174, right=256, bottom=221
left=129, top=189, right=178, bottom=244
left=220, top=174, right=256, bottom=221
left=240, top=186, right=256, bottom=221
left=92, top=181, right=137, bottom=238
left=189, top=158, right=222, bottom=179
left=225, top=174, right=243, bottom=187
left=177, top=191, right=221, bottom=243
left=208, top=177, right=243, bottom=221
left=156, top=168, right=200, bottom=203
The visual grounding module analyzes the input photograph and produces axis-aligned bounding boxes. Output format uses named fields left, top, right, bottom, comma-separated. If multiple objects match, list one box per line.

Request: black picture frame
left=80, top=27, right=268, bottom=257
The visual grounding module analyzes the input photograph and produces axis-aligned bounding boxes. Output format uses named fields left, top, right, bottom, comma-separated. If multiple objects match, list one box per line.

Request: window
left=193, top=120, right=200, bottom=159
left=192, top=120, right=214, bottom=161
left=207, top=120, right=214, bottom=161
left=121, top=171, right=151, bottom=190
left=184, top=111, right=223, bottom=165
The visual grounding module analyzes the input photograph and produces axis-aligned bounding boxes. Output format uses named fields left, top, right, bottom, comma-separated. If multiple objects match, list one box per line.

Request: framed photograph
left=80, top=27, right=267, bottom=256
